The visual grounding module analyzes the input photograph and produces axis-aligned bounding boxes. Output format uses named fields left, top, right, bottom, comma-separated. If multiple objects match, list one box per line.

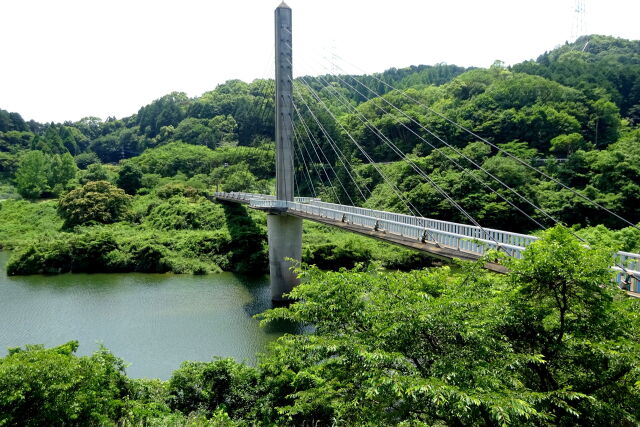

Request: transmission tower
left=571, top=0, right=587, bottom=42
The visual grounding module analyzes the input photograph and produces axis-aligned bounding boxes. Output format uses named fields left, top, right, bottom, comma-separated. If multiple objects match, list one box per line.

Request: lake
left=0, top=252, right=293, bottom=379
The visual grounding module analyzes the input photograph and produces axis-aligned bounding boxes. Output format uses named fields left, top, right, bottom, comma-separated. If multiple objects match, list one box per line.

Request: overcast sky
left=1, top=0, right=639, bottom=123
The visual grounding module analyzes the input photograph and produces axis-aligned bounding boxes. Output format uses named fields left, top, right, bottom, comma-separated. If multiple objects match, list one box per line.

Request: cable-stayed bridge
left=213, top=3, right=640, bottom=300
left=213, top=191, right=640, bottom=299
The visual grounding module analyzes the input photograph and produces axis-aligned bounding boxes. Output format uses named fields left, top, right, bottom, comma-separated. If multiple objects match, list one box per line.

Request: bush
left=0, top=341, right=129, bottom=426
left=168, top=359, right=259, bottom=420
left=7, top=230, right=172, bottom=275
left=145, top=196, right=225, bottom=230
left=0, top=199, right=62, bottom=249
left=303, top=239, right=372, bottom=270
left=58, top=180, right=132, bottom=228
left=78, top=162, right=110, bottom=184
left=156, top=182, right=206, bottom=200
left=74, top=152, right=101, bottom=169
left=116, top=162, right=143, bottom=195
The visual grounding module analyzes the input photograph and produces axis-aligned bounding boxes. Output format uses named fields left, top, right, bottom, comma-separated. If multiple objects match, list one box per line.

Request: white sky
left=1, top=0, right=639, bottom=124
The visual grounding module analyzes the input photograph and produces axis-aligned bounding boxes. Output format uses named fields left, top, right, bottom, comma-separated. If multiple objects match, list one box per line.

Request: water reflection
left=0, top=252, right=297, bottom=379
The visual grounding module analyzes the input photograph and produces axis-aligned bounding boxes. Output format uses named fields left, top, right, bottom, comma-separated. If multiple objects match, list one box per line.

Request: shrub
left=168, top=359, right=259, bottom=420
left=145, top=196, right=225, bottom=230
left=58, top=181, right=131, bottom=228
left=156, top=182, right=206, bottom=200
left=0, top=341, right=129, bottom=426
left=303, top=239, right=372, bottom=270
left=116, top=162, right=143, bottom=195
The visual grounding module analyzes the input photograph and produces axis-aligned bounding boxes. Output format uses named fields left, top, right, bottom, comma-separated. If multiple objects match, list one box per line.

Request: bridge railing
left=248, top=199, right=528, bottom=259
left=215, top=192, right=319, bottom=204
left=217, top=192, right=640, bottom=293
left=613, top=251, right=640, bottom=293
left=309, top=200, right=537, bottom=249
left=216, top=192, right=275, bottom=201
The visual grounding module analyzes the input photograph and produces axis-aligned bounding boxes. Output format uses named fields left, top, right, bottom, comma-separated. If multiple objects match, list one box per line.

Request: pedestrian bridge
left=213, top=191, right=640, bottom=297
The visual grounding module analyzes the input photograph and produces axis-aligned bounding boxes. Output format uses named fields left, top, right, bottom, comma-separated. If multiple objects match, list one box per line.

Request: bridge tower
left=268, top=1, right=302, bottom=302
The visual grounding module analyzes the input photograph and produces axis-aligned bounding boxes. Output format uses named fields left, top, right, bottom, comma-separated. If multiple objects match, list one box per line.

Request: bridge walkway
left=212, top=192, right=640, bottom=297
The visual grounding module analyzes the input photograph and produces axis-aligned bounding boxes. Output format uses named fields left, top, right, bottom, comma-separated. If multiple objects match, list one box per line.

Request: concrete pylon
left=269, top=2, right=302, bottom=302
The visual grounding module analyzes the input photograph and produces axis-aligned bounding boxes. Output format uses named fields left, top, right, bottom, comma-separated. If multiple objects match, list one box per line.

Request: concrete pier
left=267, top=214, right=302, bottom=301
left=269, top=2, right=302, bottom=301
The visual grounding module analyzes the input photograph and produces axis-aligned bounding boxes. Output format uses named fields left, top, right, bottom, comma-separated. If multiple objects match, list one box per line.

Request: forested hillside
left=2, top=35, right=640, bottom=273
left=1, top=34, right=640, bottom=425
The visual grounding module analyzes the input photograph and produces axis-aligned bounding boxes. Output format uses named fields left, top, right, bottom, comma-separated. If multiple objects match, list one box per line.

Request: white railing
left=249, top=199, right=528, bottom=259
left=214, top=192, right=318, bottom=204
left=309, top=200, right=537, bottom=249
left=214, top=192, right=640, bottom=293
left=613, top=251, right=640, bottom=293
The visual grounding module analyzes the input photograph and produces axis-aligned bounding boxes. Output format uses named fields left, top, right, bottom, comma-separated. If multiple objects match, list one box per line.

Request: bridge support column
left=267, top=214, right=302, bottom=302
left=269, top=2, right=301, bottom=302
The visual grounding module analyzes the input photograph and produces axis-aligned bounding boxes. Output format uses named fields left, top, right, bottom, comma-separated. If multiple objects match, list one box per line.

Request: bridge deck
left=212, top=192, right=640, bottom=296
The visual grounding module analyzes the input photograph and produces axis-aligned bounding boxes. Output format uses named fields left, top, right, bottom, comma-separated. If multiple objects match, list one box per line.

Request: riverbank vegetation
left=1, top=227, right=638, bottom=425
left=2, top=33, right=640, bottom=424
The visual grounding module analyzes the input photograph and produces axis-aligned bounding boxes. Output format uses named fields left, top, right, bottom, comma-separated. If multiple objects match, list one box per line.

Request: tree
left=116, top=162, right=143, bottom=195
left=550, top=132, right=589, bottom=156
left=258, top=226, right=640, bottom=425
left=168, top=358, right=258, bottom=419
left=79, top=163, right=109, bottom=184
left=0, top=341, right=130, bottom=426
left=14, top=151, right=49, bottom=199
left=48, top=153, right=78, bottom=194
left=74, top=152, right=101, bottom=169
left=57, top=181, right=131, bottom=228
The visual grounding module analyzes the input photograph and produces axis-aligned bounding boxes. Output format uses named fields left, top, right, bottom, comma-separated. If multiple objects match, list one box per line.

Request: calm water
left=0, top=252, right=292, bottom=379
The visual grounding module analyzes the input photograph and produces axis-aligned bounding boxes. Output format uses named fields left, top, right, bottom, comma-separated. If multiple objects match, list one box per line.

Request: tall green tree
left=116, top=162, right=143, bottom=195
left=14, top=151, right=49, bottom=199
left=48, top=153, right=78, bottom=194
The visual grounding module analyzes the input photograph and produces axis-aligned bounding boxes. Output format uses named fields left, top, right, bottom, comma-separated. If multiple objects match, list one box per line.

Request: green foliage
left=0, top=342, right=240, bottom=426
left=303, top=239, right=372, bottom=270
left=0, top=109, right=28, bottom=133
left=220, top=203, right=268, bottom=273
left=258, top=226, right=640, bottom=425
left=6, top=228, right=170, bottom=275
left=0, top=130, right=33, bottom=153
left=0, top=341, right=129, bottom=426
left=133, top=142, right=219, bottom=177
left=74, top=151, right=101, bottom=169
left=168, top=358, right=259, bottom=419
left=48, top=152, right=78, bottom=194
left=0, top=199, right=62, bottom=249
left=3, top=229, right=639, bottom=425
left=3, top=190, right=266, bottom=275
left=14, top=151, right=77, bottom=198
left=116, top=161, right=143, bottom=194
left=0, top=152, right=19, bottom=179
left=174, top=115, right=238, bottom=148
left=79, top=162, right=110, bottom=184
left=58, top=180, right=131, bottom=228
left=513, top=35, right=640, bottom=117
left=211, top=162, right=270, bottom=193
left=550, top=132, right=589, bottom=155
left=155, top=182, right=206, bottom=199
left=14, top=151, right=50, bottom=198
left=137, top=92, right=188, bottom=138
left=131, top=142, right=275, bottom=181
left=145, top=196, right=226, bottom=230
